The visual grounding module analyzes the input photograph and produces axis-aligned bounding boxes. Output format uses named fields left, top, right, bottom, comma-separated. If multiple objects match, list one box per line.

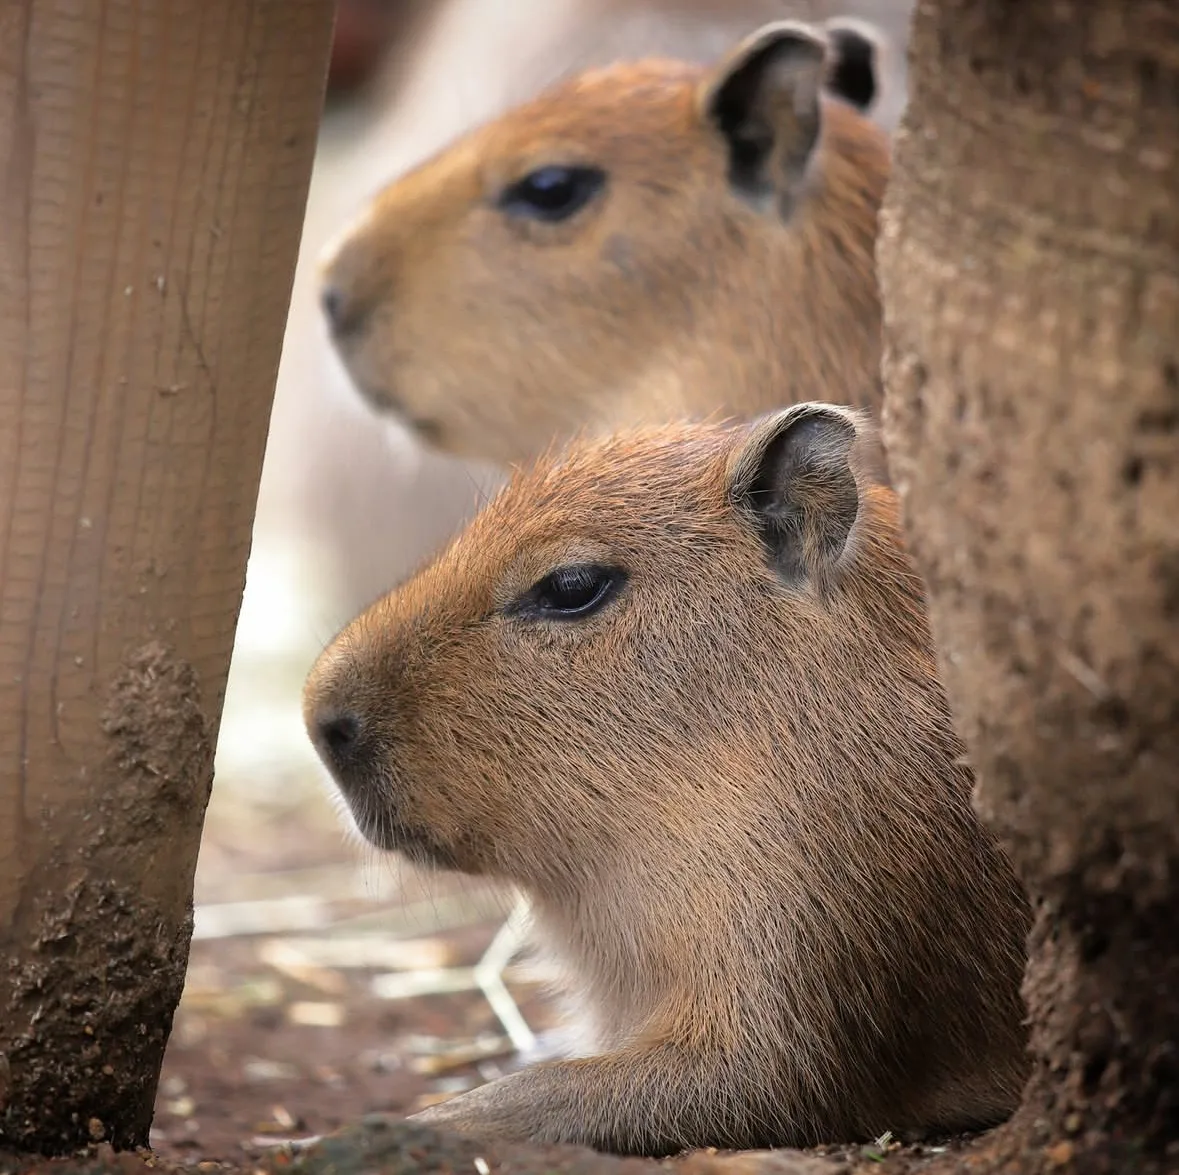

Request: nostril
left=316, top=709, right=361, bottom=761
left=321, top=282, right=371, bottom=339
left=320, top=284, right=346, bottom=331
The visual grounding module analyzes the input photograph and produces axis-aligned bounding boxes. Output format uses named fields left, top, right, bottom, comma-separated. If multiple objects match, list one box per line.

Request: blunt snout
left=318, top=274, right=373, bottom=341
left=308, top=704, right=365, bottom=772
left=319, top=283, right=349, bottom=335
left=303, top=648, right=382, bottom=788
left=317, top=213, right=385, bottom=342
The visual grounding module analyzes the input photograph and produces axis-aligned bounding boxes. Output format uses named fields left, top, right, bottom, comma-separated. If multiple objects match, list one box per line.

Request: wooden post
left=0, top=0, right=336, bottom=1154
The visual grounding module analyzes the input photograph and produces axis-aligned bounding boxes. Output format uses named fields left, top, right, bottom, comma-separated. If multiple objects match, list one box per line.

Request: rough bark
left=879, top=0, right=1179, bottom=1169
left=0, top=0, right=335, bottom=1155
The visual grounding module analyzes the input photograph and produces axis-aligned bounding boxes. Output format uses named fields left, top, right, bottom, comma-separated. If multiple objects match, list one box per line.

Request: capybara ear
left=696, top=21, right=828, bottom=214
left=728, top=402, right=864, bottom=586
left=823, top=17, right=883, bottom=114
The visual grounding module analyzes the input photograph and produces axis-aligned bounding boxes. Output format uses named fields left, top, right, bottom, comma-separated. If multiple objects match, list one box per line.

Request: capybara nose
left=320, top=283, right=343, bottom=328
left=309, top=705, right=367, bottom=775
left=320, top=281, right=369, bottom=339
left=320, top=283, right=349, bottom=333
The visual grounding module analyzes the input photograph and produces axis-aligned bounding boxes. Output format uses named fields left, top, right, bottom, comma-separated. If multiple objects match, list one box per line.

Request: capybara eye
left=498, top=165, right=607, bottom=223
left=513, top=563, right=624, bottom=619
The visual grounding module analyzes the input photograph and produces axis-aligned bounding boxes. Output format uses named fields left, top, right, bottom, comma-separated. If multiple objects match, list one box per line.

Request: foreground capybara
left=304, top=405, right=1030, bottom=1156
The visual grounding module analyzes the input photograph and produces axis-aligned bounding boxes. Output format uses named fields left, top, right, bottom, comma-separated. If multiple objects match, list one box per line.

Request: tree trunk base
left=0, top=895, right=192, bottom=1154
left=0, top=644, right=214, bottom=1153
left=1003, top=896, right=1179, bottom=1171
left=876, top=0, right=1179, bottom=1170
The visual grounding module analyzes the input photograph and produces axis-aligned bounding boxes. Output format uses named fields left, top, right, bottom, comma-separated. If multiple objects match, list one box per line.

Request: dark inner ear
left=737, top=408, right=860, bottom=586
left=825, top=24, right=878, bottom=112
left=704, top=30, right=826, bottom=211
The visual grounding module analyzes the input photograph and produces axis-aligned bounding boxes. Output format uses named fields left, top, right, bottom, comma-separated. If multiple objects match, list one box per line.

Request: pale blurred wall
left=209, top=0, right=914, bottom=853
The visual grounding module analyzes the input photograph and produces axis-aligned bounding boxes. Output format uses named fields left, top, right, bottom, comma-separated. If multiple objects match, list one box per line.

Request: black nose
left=320, top=282, right=367, bottom=338
left=320, top=709, right=359, bottom=754
left=311, top=706, right=368, bottom=774
left=321, top=284, right=345, bottom=331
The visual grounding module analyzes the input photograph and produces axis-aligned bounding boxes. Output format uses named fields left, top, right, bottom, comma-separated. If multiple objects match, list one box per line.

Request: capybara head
left=319, top=20, right=890, bottom=465
left=304, top=405, right=1030, bottom=1151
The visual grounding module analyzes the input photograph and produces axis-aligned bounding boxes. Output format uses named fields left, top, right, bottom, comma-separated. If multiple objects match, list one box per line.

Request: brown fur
left=320, top=22, right=890, bottom=466
left=303, top=406, right=1031, bottom=1157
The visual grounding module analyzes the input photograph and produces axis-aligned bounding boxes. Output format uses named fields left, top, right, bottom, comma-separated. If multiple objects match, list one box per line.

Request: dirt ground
left=156, top=939, right=566, bottom=1164
left=147, top=778, right=565, bottom=1168
left=6, top=1124, right=981, bottom=1175
left=151, top=926, right=548, bottom=1165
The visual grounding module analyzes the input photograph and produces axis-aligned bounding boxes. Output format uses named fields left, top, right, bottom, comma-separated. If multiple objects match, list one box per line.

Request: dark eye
left=514, top=564, right=625, bottom=620
left=498, top=165, right=607, bottom=223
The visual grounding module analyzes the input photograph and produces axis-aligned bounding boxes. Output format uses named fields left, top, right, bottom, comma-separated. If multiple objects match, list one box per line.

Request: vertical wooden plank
left=0, top=0, right=336, bottom=1153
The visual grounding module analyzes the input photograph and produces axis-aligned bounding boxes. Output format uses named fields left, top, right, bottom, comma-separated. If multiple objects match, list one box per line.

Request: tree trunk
left=879, top=0, right=1179, bottom=1169
left=0, top=0, right=335, bottom=1155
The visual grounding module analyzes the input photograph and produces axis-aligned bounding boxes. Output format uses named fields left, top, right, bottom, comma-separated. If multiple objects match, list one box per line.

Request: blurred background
left=159, top=0, right=913, bottom=1163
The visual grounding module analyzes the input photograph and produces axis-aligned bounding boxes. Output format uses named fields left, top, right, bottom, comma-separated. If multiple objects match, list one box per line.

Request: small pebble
left=287, top=1000, right=345, bottom=1028
left=1046, top=1140, right=1075, bottom=1167
left=243, top=1058, right=299, bottom=1083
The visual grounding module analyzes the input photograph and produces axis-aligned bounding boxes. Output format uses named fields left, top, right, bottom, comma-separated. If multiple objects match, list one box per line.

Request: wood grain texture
left=0, top=0, right=334, bottom=1152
